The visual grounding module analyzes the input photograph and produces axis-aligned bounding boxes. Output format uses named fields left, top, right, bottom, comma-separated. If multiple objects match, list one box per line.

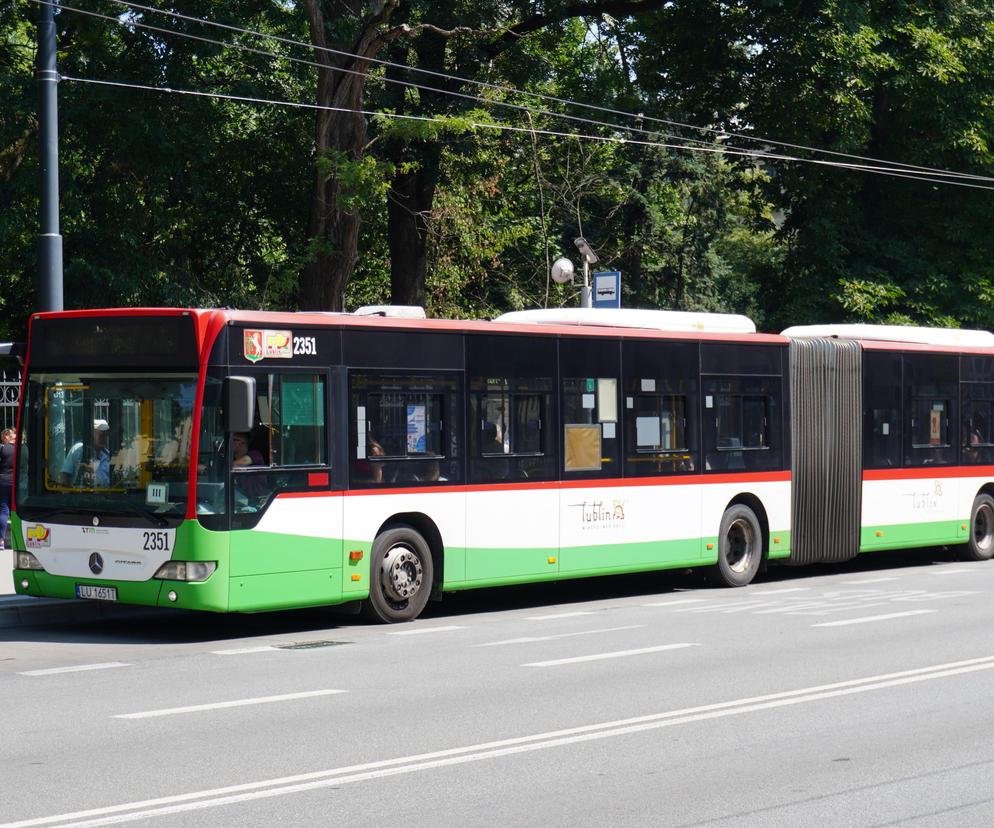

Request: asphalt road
left=3, top=549, right=994, bottom=827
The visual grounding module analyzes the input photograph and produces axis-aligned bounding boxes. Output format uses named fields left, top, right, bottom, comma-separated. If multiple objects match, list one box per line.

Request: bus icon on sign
left=592, top=271, right=621, bottom=308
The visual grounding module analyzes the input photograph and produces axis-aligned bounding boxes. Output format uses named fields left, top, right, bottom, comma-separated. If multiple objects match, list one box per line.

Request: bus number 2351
left=293, top=336, right=317, bottom=355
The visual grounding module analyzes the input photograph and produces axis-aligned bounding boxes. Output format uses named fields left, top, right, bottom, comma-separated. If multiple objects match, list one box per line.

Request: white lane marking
left=676, top=600, right=765, bottom=612
left=19, top=662, right=129, bottom=677
left=475, top=625, right=645, bottom=647
left=211, top=647, right=279, bottom=656
left=386, top=625, right=465, bottom=636
left=842, top=577, right=899, bottom=585
left=14, top=654, right=994, bottom=828
left=523, top=643, right=698, bottom=667
left=524, top=611, right=595, bottom=621
left=929, top=569, right=972, bottom=576
left=751, top=587, right=811, bottom=596
left=812, top=610, right=937, bottom=628
left=717, top=602, right=781, bottom=614
left=114, top=689, right=347, bottom=720
left=643, top=598, right=707, bottom=607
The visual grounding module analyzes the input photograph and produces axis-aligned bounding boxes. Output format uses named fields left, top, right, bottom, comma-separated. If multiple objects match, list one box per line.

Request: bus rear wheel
left=363, top=525, right=435, bottom=623
left=961, top=494, right=994, bottom=562
left=711, top=504, right=762, bottom=587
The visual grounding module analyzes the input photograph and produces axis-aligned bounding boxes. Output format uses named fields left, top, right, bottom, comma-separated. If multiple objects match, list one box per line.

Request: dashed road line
left=524, top=611, right=595, bottom=621
left=212, top=646, right=280, bottom=656
left=114, top=689, right=347, bottom=720
left=476, top=625, right=645, bottom=647
left=643, top=598, right=708, bottom=607
left=842, top=577, right=900, bottom=585
left=751, top=587, right=811, bottom=596
left=523, top=643, right=698, bottom=667
left=386, top=625, right=466, bottom=636
left=19, top=662, right=130, bottom=676
left=811, top=610, right=937, bottom=628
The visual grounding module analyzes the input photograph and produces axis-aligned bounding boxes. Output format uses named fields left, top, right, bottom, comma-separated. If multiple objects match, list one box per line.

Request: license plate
left=76, top=585, right=118, bottom=601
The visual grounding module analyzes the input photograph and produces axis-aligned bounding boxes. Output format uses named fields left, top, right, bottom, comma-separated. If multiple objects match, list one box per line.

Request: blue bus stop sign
left=592, top=271, right=621, bottom=309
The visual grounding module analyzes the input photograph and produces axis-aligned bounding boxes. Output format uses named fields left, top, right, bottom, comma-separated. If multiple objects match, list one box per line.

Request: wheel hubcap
left=726, top=519, right=755, bottom=573
left=381, top=545, right=424, bottom=602
left=975, top=504, right=994, bottom=552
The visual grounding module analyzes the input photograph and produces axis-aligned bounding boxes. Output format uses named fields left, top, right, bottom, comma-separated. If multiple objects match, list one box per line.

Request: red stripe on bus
left=274, top=469, right=790, bottom=498
left=863, top=466, right=994, bottom=481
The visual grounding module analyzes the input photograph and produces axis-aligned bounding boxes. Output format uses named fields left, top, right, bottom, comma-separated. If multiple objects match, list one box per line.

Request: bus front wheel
left=961, top=494, right=994, bottom=562
left=711, top=504, right=762, bottom=587
left=363, top=525, right=435, bottom=623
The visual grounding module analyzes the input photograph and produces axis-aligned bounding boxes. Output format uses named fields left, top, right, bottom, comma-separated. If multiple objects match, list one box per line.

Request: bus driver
left=60, top=418, right=111, bottom=487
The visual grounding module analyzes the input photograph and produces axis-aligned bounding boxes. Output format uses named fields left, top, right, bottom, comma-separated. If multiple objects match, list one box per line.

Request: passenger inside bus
left=231, top=432, right=264, bottom=467
left=355, top=434, right=385, bottom=483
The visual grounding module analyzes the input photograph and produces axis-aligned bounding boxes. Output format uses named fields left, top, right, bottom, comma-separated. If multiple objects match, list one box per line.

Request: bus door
left=226, top=369, right=341, bottom=610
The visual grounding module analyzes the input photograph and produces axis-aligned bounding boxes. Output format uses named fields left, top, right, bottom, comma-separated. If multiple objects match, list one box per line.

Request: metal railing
left=0, top=372, right=21, bottom=431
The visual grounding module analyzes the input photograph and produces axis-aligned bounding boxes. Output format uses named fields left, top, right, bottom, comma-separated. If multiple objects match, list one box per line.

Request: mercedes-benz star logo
left=88, top=553, right=104, bottom=575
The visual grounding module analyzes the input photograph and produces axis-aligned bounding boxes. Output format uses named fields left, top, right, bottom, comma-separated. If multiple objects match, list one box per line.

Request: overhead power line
left=42, top=0, right=732, bottom=158
left=57, top=74, right=994, bottom=192
left=33, top=0, right=994, bottom=185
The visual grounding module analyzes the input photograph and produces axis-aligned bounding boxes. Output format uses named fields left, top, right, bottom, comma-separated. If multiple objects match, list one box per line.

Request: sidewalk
left=1, top=551, right=171, bottom=629
left=1, top=549, right=13, bottom=595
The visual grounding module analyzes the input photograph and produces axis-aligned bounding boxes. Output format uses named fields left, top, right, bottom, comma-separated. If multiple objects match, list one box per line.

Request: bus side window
left=231, top=373, right=329, bottom=526
left=903, top=353, right=957, bottom=467
left=349, top=373, right=462, bottom=487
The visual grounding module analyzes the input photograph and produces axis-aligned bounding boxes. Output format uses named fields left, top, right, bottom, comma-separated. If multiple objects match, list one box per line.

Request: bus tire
left=961, top=494, right=994, bottom=562
left=363, top=525, right=434, bottom=623
left=711, top=504, right=762, bottom=587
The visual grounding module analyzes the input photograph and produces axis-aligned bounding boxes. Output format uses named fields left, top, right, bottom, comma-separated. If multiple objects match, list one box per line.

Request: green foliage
left=3, top=0, right=994, bottom=337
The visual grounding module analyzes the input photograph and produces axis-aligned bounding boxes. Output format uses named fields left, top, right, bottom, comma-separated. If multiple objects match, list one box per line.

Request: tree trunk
left=298, top=0, right=399, bottom=311
left=387, top=141, right=443, bottom=306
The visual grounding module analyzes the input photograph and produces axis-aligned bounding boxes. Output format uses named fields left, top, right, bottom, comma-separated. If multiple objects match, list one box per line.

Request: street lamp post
left=574, top=237, right=598, bottom=309
left=37, top=0, right=63, bottom=312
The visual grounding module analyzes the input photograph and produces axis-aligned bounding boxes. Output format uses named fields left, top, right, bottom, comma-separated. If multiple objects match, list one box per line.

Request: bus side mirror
left=225, top=376, right=256, bottom=434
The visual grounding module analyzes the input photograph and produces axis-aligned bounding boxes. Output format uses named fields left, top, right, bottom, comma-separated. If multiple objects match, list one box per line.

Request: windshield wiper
left=102, top=498, right=169, bottom=528
left=18, top=506, right=82, bottom=521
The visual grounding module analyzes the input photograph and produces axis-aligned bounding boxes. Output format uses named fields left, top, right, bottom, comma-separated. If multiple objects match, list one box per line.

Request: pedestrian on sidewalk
left=0, top=427, right=15, bottom=549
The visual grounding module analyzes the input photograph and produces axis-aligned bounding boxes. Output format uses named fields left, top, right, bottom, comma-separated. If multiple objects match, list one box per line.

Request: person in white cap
left=60, top=418, right=112, bottom=487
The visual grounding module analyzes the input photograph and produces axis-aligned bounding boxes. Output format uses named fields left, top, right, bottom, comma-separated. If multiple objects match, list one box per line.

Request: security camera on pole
left=549, top=237, right=600, bottom=309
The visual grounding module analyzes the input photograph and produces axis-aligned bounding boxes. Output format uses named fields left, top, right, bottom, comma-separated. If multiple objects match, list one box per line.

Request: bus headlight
left=153, top=561, right=217, bottom=582
left=16, top=551, right=45, bottom=571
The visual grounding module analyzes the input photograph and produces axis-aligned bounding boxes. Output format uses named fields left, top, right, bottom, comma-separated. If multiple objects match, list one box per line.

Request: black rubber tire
left=961, top=494, right=994, bottom=562
left=710, top=504, right=763, bottom=587
left=362, top=525, right=435, bottom=623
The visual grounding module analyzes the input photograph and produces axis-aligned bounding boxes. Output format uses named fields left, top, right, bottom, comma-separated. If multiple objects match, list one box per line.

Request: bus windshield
left=18, top=372, right=198, bottom=522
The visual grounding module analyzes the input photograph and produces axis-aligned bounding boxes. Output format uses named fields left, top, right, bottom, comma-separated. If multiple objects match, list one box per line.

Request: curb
left=0, top=593, right=177, bottom=630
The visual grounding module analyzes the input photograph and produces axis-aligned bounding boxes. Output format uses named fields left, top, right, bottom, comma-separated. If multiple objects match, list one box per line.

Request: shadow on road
left=1, top=545, right=964, bottom=647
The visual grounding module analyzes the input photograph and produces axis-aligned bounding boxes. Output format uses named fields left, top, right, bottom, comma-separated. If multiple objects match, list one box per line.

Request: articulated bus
left=11, top=307, right=994, bottom=622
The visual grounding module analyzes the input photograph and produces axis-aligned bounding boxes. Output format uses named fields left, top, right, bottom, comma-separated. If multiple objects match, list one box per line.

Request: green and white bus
left=10, top=307, right=994, bottom=622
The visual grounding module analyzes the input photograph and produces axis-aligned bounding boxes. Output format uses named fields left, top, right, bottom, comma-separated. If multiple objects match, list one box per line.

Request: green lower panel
left=230, top=529, right=342, bottom=577
left=860, top=519, right=967, bottom=552
left=769, top=530, right=792, bottom=560
left=229, top=568, right=343, bottom=611
left=342, top=539, right=372, bottom=598
left=465, top=545, right=557, bottom=581
left=559, top=536, right=704, bottom=574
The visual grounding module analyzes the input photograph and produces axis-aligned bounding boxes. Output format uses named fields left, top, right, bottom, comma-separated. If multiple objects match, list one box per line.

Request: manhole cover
left=275, top=640, right=350, bottom=650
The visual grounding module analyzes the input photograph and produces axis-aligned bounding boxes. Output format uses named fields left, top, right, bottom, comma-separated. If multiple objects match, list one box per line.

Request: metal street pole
left=37, top=0, right=64, bottom=312
left=580, top=259, right=592, bottom=308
